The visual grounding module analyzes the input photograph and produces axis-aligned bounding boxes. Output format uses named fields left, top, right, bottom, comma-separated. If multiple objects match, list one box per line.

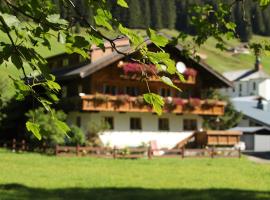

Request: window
left=103, top=84, right=117, bottom=95
left=78, top=84, right=83, bottom=94
left=104, top=117, right=114, bottom=130
left=76, top=116, right=81, bottom=127
left=62, top=86, right=67, bottom=97
left=63, top=58, right=69, bottom=67
left=125, top=86, right=139, bottom=96
left=130, top=118, right=142, bottom=130
left=159, top=88, right=171, bottom=97
left=253, top=82, right=256, bottom=90
left=158, top=118, right=169, bottom=131
left=183, top=119, right=197, bottom=131
left=239, top=84, right=242, bottom=92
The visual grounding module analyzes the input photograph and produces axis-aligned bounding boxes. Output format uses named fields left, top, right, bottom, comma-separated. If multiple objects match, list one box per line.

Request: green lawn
left=0, top=149, right=270, bottom=200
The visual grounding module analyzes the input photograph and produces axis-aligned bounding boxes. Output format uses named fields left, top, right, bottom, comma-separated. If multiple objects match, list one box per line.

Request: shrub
left=25, top=107, right=68, bottom=146
left=86, top=120, right=110, bottom=147
left=65, top=125, right=85, bottom=146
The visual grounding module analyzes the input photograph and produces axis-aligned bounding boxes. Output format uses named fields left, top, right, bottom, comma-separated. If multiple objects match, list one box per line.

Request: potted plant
left=202, top=99, right=218, bottom=110
left=183, top=68, right=197, bottom=82
left=114, top=95, right=130, bottom=108
left=164, top=97, right=177, bottom=112
left=184, top=98, right=201, bottom=111
left=93, top=93, right=109, bottom=106
left=134, top=96, right=146, bottom=108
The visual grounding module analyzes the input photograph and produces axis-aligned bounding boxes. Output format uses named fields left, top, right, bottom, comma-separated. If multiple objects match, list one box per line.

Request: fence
left=0, top=140, right=241, bottom=159
left=0, top=139, right=49, bottom=153
left=55, top=145, right=241, bottom=159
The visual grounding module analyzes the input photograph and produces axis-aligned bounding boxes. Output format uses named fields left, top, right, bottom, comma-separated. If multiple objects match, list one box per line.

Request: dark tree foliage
left=150, top=0, right=163, bottom=29
left=52, top=0, right=270, bottom=41
left=127, top=0, right=144, bottom=28
left=161, top=0, right=176, bottom=29
left=139, top=0, right=151, bottom=28
left=202, top=90, right=243, bottom=130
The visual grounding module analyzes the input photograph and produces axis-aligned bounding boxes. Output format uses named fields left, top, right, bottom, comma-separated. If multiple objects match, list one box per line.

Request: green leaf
left=146, top=51, right=176, bottom=74
left=147, top=28, right=169, bottom=47
left=94, top=8, right=113, bottom=30
left=46, top=14, right=68, bottom=26
left=0, top=12, right=19, bottom=27
left=160, top=76, right=181, bottom=92
left=46, top=80, right=61, bottom=92
left=11, top=54, right=23, bottom=69
left=26, top=121, right=41, bottom=140
left=259, top=0, right=270, bottom=6
left=54, top=119, right=71, bottom=135
left=40, top=98, right=52, bottom=112
left=58, top=31, right=66, bottom=44
left=118, top=24, right=144, bottom=47
left=225, top=22, right=236, bottom=31
left=117, top=0, right=129, bottom=8
left=143, top=93, right=164, bottom=116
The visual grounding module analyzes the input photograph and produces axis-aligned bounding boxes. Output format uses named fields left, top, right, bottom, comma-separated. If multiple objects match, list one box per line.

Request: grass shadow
left=0, top=183, right=270, bottom=200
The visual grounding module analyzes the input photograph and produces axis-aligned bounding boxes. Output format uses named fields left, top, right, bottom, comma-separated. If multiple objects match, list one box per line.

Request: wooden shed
left=195, top=130, right=242, bottom=147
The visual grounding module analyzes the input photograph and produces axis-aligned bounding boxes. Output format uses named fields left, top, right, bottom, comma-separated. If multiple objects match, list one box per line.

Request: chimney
left=255, top=56, right=263, bottom=71
left=257, top=97, right=264, bottom=110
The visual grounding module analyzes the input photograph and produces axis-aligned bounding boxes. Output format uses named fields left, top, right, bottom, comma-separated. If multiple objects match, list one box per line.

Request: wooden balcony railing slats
left=81, top=95, right=226, bottom=115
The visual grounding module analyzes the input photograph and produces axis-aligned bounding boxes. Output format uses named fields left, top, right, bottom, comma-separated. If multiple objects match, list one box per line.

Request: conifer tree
left=139, top=0, right=151, bottom=28
left=161, top=0, right=176, bottom=29
left=150, top=0, right=163, bottom=29
left=233, top=2, right=252, bottom=42
left=252, top=5, right=265, bottom=35
left=127, top=0, right=143, bottom=28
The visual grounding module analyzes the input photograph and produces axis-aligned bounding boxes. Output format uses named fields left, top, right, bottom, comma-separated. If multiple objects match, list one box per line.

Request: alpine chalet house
left=49, top=38, right=237, bottom=149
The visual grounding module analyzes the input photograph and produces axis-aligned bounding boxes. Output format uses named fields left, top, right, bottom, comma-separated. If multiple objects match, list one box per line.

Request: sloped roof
left=223, top=68, right=269, bottom=82
left=230, top=126, right=270, bottom=133
left=231, top=96, right=270, bottom=127
left=54, top=40, right=232, bottom=87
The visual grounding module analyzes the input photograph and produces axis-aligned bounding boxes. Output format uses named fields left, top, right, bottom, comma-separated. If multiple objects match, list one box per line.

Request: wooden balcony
left=120, top=74, right=196, bottom=84
left=81, top=95, right=226, bottom=116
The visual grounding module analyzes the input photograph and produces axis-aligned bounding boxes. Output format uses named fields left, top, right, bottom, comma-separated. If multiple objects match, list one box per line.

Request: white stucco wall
left=220, top=79, right=265, bottom=98
left=67, top=111, right=203, bottom=148
left=68, top=111, right=203, bottom=133
left=259, top=79, right=270, bottom=101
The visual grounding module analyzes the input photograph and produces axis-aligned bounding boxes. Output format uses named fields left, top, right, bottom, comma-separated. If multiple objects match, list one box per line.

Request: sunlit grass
left=0, top=149, right=270, bottom=199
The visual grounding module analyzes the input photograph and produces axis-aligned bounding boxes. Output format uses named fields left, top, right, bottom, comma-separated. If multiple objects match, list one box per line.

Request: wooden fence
left=0, top=139, right=48, bottom=153
left=0, top=139, right=241, bottom=159
left=55, top=145, right=241, bottom=159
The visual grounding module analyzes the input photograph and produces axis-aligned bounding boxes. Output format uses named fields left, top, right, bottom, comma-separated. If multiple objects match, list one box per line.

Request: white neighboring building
left=219, top=57, right=270, bottom=151
left=220, top=58, right=270, bottom=100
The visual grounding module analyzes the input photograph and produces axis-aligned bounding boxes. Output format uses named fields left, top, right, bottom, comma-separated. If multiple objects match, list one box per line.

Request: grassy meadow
left=0, top=149, right=270, bottom=200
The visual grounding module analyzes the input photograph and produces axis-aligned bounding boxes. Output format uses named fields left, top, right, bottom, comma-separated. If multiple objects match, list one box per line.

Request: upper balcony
left=81, top=94, right=226, bottom=116
left=118, top=62, right=197, bottom=85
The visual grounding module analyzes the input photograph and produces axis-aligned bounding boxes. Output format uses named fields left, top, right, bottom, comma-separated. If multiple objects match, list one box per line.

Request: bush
left=65, top=125, right=85, bottom=146
left=26, top=107, right=68, bottom=146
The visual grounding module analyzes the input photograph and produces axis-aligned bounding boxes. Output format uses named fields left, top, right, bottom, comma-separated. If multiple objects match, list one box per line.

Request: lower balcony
left=80, top=94, right=226, bottom=116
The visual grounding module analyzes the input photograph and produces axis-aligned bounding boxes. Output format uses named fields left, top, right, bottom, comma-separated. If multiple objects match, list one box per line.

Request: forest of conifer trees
left=55, top=0, right=270, bottom=42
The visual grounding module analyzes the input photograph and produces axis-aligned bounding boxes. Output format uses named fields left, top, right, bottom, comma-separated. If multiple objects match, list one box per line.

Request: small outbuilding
left=230, top=127, right=270, bottom=151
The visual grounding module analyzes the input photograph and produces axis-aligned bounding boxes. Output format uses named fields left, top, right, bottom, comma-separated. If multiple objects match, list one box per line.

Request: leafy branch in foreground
left=1, top=0, right=270, bottom=140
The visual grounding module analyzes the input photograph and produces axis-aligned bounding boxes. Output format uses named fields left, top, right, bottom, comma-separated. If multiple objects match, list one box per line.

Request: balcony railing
left=81, top=95, right=226, bottom=115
